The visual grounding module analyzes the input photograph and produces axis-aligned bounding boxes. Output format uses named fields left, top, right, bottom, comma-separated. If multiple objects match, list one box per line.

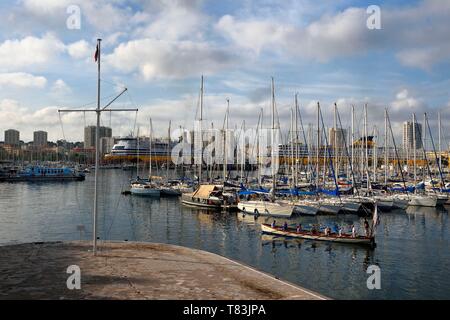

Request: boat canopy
left=193, top=185, right=219, bottom=198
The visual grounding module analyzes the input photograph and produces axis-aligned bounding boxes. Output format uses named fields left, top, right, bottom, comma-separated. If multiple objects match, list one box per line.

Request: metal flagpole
left=58, top=39, right=138, bottom=255
left=93, top=38, right=102, bottom=255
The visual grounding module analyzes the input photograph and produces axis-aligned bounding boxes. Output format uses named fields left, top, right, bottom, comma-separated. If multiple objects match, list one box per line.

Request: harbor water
left=0, top=169, right=449, bottom=300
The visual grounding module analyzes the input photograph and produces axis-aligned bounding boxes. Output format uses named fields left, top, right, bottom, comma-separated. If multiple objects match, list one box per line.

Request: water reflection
left=0, top=170, right=448, bottom=299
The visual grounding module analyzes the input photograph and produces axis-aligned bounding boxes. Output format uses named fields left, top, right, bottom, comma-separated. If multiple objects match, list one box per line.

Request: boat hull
left=317, top=203, right=342, bottom=215
left=181, top=193, right=237, bottom=210
left=340, top=201, right=362, bottom=213
left=237, top=201, right=294, bottom=218
left=392, top=197, right=409, bottom=210
left=408, top=196, right=437, bottom=207
left=0, top=175, right=85, bottom=182
left=130, top=187, right=161, bottom=197
left=160, top=188, right=182, bottom=197
left=261, top=224, right=375, bottom=247
left=375, top=199, right=394, bottom=211
left=293, top=204, right=319, bottom=216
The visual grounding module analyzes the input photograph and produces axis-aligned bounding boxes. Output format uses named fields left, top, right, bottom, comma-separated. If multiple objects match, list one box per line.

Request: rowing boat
left=260, top=224, right=375, bottom=247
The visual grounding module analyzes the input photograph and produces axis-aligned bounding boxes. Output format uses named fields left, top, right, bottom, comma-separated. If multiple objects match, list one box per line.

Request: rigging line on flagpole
left=66, top=92, right=119, bottom=111
left=105, top=175, right=129, bottom=240
left=100, top=78, right=128, bottom=93
left=58, top=112, right=66, bottom=141
left=124, top=90, right=140, bottom=136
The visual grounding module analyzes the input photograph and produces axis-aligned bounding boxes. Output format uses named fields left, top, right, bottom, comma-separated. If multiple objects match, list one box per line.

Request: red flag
left=94, top=44, right=99, bottom=62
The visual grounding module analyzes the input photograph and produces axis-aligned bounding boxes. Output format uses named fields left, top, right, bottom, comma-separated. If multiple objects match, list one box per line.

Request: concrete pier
left=0, top=241, right=327, bottom=300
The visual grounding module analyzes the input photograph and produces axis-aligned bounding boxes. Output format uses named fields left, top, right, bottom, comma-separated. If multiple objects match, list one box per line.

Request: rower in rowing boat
left=271, top=220, right=276, bottom=228
left=364, top=218, right=370, bottom=237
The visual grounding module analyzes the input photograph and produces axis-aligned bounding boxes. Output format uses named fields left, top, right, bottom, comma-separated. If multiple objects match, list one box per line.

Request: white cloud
left=105, top=38, right=236, bottom=80
left=51, top=79, right=71, bottom=95
left=391, top=89, right=424, bottom=113
left=216, top=8, right=373, bottom=62
left=216, top=15, right=295, bottom=54
left=133, top=2, right=207, bottom=41
left=20, top=0, right=134, bottom=32
left=0, top=98, right=90, bottom=142
left=0, top=72, right=47, bottom=88
left=216, top=1, right=450, bottom=69
left=0, top=33, right=65, bottom=71
left=67, top=40, right=91, bottom=60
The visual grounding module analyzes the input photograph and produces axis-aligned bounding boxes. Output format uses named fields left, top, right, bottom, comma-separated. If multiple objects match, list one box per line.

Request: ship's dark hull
left=0, top=175, right=85, bottom=182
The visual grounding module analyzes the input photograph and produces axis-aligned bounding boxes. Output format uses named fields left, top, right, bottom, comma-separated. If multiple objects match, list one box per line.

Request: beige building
left=328, top=128, right=347, bottom=150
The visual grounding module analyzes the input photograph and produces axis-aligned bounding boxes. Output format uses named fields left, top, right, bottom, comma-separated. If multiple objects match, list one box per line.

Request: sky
left=0, top=0, right=449, bottom=146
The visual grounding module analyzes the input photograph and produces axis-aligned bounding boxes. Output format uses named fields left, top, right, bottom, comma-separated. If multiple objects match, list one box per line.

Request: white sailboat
left=130, top=119, right=161, bottom=197
left=237, top=78, right=295, bottom=218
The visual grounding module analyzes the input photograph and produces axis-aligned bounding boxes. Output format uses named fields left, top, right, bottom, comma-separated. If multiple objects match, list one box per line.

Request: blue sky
left=0, top=0, right=449, bottom=144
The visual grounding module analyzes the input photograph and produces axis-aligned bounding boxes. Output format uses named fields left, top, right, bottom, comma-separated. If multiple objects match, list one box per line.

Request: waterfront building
left=4, top=129, right=20, bottom=146
left=403, top=121, right=422, bottom=150
left=33, top=131, right=48, bottom=146
left=84, top=126, right=112, bottom=149
left=328, top=128, right=348, bottom=150
left=99, top=137, right=115, bottom=155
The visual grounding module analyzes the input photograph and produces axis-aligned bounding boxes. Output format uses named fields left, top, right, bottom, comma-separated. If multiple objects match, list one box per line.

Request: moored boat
left=260, top=224, right=375, bottom=247
left=407, top=195, right=437, bottom=207
left=238, top=199, right=295, bottom=218
left=0, top=166, right=85, bottom=182
left=293, top=201, right=320, bottom=216
left=182, top=184, right=237, bottom=210
left=130, top=180, right=161, bottom=197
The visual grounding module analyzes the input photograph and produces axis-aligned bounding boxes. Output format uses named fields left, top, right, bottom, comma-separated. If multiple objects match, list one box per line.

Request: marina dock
left=0, top=241, right=326, bottom=300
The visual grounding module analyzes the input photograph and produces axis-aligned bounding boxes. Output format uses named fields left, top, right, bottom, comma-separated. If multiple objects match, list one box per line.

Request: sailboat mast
left=223, top=98, right=229, bottom=182
left=136, top=128, right=140, bottom=177
left=364, top=104, right=370, bottom=190
left=316, top=102, right=320, bottom=188
left=149, top=119, right=153, bottom=178
left=413, top=113, right=417, bottom=187
left=294, top=94, right=299, bottom=187
left=241, top=120, right=245, bottom=183
left=373, top=126, right=377, bottom=183
left=258, top=108, right=263, bottom=186
left=93, top=38, right=101, bottom=255
left=352, top=105, right=355, bottom=188
left=423, top=113, right=426, bottom=182
left=384, top=109, right=388, bottom=185
left=167, top=121, right=171, bottom=180
left=271, top=77, right=276, bottom=193
left=199, top=76, right=204, bottom=183
left=334, top=103, right=337, bottom=180
left=438, top=111, right=442, bottom=170
left=290, top=108, right=294, bottom=188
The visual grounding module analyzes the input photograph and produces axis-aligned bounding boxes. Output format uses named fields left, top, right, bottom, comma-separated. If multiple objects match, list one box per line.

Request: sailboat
left=130, top=119, right=161, bottom=197
left=237, top=78, right=296, bottom=218
left=181, top=76, right=238, bottom=210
